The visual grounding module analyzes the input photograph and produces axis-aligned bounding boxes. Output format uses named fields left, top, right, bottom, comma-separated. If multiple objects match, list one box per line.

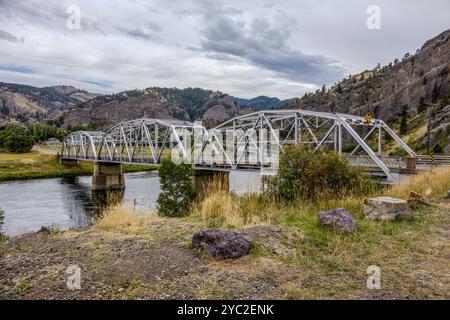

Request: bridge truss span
left=61, top=109, right=418, bottom=183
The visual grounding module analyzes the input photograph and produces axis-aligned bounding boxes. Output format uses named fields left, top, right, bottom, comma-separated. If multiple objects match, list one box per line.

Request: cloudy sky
left=0, top=0, right=449, bottom=99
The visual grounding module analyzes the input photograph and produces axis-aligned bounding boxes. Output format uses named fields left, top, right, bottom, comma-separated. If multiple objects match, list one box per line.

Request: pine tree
left=399, top=105, right=408, bottom=135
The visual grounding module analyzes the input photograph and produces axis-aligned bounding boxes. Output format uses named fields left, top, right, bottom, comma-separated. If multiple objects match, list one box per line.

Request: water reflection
left=0, top=171, right=160, bottom=236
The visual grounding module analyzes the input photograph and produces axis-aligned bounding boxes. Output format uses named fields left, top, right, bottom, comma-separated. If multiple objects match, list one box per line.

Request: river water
left=0, top=172, right=161, bottom=237
left=0, top=170, right=262, bottom=237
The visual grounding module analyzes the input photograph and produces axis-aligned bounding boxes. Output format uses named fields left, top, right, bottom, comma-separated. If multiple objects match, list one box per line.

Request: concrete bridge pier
left=193, top=170, right=229, bottom=195
left=92, top=162, right=125, bottom=191
left=59, top=158, right=79, bottom=166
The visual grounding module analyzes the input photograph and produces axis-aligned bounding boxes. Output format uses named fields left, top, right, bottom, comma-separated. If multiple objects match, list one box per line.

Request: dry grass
left=192, top=167, right=450, bottom=245
left=383, top=166, right=450, bottom=199
left=197, top=191, right=240, bottom=227
left=94, top=205, right=150, bottom=234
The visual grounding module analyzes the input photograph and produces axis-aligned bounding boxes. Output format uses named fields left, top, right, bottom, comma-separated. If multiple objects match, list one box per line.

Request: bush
left=0, top=125, right=34, bottom=153
left=268, top=146, right=373, bottom=200
left=157, top=159, right=194, bottom=217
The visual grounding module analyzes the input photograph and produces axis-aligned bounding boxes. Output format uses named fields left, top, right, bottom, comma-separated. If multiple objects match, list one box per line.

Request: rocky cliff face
left=284, top=29, right=450, bottom=152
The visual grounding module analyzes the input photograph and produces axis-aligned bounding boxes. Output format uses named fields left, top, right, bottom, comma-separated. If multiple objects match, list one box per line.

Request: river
left=0, top=170, right=262, bottom=237
left=0, top=172, right=161, bottom=237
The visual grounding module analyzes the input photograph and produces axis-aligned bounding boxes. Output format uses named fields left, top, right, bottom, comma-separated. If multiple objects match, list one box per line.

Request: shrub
left=157, top=159, right=194, bottom=217
left=268, top=146, right=373, bottom=200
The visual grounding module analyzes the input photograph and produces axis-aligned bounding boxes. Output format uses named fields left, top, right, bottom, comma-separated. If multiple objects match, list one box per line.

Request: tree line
left=0, top=123, right=67, bottom=153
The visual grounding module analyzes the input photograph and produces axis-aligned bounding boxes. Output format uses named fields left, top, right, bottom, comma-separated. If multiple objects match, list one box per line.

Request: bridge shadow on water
left=59, top=176, right=124, bottom=227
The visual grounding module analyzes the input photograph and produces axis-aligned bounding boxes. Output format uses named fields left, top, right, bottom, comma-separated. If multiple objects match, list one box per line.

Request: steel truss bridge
left=61, top=109, right=419, bottom=183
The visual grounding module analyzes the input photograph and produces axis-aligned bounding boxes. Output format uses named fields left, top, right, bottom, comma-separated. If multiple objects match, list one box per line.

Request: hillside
left=0, top=83, right=99, bottom=127
left=62, top=87, right=255, bottom=129
left=236, top=96, right=288, bottom=109
left=285, top=29, right=450, bottom=153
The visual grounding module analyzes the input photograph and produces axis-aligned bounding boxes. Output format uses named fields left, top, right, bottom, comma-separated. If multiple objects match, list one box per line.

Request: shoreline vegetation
left=0, top=163, right=449, bottom=299
left=0, top=151, right=157, bottom=182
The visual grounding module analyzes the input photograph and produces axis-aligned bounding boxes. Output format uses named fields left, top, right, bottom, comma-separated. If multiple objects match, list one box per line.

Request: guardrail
left=347, top=155, right=450, bottom=170
left=416, top=155, right=450, bottom=166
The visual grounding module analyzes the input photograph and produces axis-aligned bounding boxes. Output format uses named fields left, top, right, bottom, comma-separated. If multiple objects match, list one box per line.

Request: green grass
left=191, top=168, right=450, bottom=298
left=0, top=152, right=157, bottom=181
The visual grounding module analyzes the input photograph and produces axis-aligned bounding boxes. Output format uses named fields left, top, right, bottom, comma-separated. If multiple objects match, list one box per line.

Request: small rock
left=192, top=229, right=252, bottom=260
left=363, top=197, right=413, bottom=221
left=318, top=208, right=356, bottom=233
left=407, top=191, right=431, bottom=207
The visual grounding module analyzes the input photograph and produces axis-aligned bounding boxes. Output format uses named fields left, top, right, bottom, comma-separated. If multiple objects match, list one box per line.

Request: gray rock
left=318, top=208, right=356, bottom=233
left=192, top=229, right=252, bottom=260
left=363, top=197, right=413, bottom=221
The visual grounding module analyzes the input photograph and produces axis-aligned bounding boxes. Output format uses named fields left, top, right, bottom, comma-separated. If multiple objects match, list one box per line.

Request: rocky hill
left=62, top=87, right=255, bottom=129
left=284, top=29, right=450, bottom=153
left=0, top=83, right=99, bottom=126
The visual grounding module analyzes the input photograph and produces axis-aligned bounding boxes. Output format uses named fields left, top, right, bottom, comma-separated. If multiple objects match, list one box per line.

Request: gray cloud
left=199, top=14, right=345, bottom=85
left=0, top=0, right=449, bottom=99
left=117, top=22, right=162, bottom=41
left=0, top=29, right=19, bottom=42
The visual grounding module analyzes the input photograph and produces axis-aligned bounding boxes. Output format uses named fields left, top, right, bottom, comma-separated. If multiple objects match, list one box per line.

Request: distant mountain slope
left=285, top=28, right=450, bottom=153
left=0, top=82, right=99, bottom=126
left=62, top=87, right=256, bottom=129
left=236, top=96, right=288, bottom=109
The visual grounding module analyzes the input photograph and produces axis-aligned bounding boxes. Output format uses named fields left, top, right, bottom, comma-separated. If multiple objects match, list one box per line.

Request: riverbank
left=0, top=151, right=157, bottom=182
left=0, top=168, right=449, bottom=299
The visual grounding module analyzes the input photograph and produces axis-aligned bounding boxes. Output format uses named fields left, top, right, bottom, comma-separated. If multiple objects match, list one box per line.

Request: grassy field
left=0, top=167, right=448, bottom=299
left=0, top=151, right=157, bottom=182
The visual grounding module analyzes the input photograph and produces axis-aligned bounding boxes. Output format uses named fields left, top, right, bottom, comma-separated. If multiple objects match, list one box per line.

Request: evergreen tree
left=399, top=105, right=409, bottom=135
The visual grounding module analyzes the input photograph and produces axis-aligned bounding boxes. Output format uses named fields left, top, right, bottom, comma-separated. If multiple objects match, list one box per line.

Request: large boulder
left=192, top=229, right=252, bottom=260
left=318, top=208, right=356, bottom=233
left=363, top=197, right=413, bottom=221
